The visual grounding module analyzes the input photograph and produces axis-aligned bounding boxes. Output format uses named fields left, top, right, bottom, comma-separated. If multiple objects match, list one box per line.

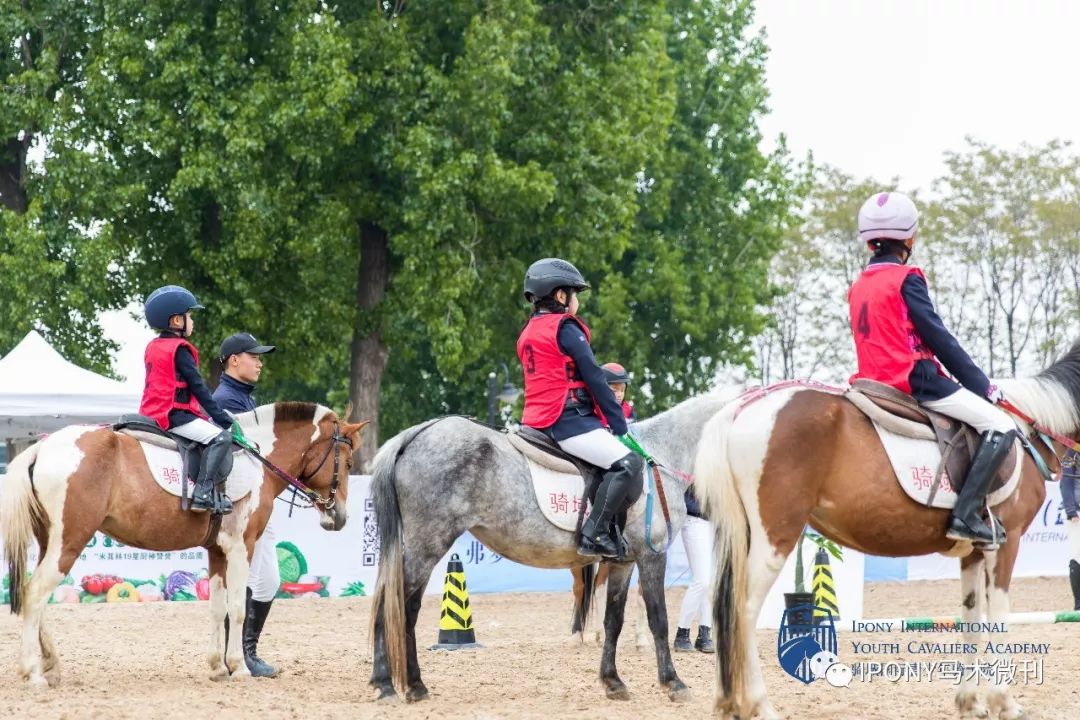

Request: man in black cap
left=212, top=332, right=280, bottom=677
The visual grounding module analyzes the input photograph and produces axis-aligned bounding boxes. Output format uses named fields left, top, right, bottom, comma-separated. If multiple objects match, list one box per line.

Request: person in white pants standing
left=673, top=486, right=714, bottom=653
left=213, top=332, right=280, bottom=677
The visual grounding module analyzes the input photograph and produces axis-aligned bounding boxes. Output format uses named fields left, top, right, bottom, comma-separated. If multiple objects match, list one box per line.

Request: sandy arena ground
left=1, top=576, right=1077, bottom=719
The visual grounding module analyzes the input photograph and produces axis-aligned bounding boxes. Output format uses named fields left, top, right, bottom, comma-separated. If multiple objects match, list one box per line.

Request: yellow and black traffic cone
left=812, top=547, right=840, bottom=622
left=429, top=553, right=482, bottom=650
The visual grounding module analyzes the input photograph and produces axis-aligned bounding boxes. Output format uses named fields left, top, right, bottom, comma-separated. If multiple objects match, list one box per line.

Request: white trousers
left=677, top=515, right=716, bottom=628
left=922, top=388, right=1015, bottom=434
left=1068, top=520, right=1080, bottom=564
left=248, top=520, right=281, bottom=602
left=556, top=428, right=629, bottom=469
left=171, top=417, right=226, bottom=444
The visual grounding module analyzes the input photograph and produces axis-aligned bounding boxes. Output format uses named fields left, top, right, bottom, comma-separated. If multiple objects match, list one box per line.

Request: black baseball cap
left=219, top=333, right=276, bottom=363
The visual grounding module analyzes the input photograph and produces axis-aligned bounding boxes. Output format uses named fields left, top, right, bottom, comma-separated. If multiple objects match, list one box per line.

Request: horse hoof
left=27, top=674, right=49, bottom=688
left=230, top=667, right=252, bottom=681
left=668, top=684, right=692, bottom=703
left=375, top=687, right=401, bottom=704
left=406, top=684, right=429, bottom=703
left=208, top=666, right=231, bottom=682
left=603, top=681, right=630, bottom=701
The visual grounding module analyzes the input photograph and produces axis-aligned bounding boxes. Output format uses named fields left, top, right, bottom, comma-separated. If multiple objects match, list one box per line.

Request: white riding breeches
left=171, top=417, right=227, bottom=444
left=248, top=520, right=281, bottom=602
left=677, top=515, right=716, bottom=628
left=922, top=388, right=1015, bottom=435
left=556, top=428, right=629, bottom=469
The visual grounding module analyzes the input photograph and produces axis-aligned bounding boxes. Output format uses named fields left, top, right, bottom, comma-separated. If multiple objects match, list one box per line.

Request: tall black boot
left=578, top=453, right=644, bottom=559
left=946, top=430, right=1013, bottom=547
left=191, top=430, right=233, bottom=515
left=243, top=588, right=280, bottom=677
left=1070, top=560, right=1080, bottom=612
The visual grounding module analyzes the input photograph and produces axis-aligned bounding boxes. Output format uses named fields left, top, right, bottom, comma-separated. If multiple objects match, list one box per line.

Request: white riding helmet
left=857, top=191, right=919, bottom=244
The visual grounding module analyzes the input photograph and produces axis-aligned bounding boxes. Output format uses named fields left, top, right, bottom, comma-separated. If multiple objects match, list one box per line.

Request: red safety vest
left=139, top=337, right=207, bottom=429
left=622, top=401, right=634, bottom=419
left=517, top=313, right=592, bottom=428
left=848, top=263, right=940, bottom=394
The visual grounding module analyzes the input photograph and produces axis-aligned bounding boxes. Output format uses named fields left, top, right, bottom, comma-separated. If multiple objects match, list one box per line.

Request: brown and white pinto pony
left=692, top=348, right=1080, bottom=719
left=1, top=402, right=366, bottom=686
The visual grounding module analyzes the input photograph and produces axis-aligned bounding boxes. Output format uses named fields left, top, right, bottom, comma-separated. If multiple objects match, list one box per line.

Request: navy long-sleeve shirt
left=544, top=317, right=628, bottom=441
left=162, top=333, right=232, bottom=429
left=870, top=256, right=991, bottom=402
left=212, top=373, right=257, bottom=418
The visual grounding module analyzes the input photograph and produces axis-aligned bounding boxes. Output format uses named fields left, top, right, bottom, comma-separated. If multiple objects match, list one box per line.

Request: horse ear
left=344, top=420, right=370, bottom=437
left=343, top=401, right=354, bottom=422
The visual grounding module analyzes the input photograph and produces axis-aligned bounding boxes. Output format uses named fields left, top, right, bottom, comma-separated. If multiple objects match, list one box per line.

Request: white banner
left=1, top=475, right=693, bottom=605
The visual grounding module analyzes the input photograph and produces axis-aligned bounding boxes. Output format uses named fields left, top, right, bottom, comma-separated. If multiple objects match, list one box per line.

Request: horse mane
left=999, top=339, right=1080, bottom=434
left=272, top=401, right=321, bottom=424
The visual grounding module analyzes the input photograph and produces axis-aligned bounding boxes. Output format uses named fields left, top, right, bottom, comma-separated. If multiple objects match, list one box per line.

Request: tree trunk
left=0, top=137, right=28, bottom=213
left=349, top=221, right=390, bottom=471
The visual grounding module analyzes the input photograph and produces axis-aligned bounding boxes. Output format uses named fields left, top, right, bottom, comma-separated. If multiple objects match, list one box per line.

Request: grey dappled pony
left=367, top=390, right=734, bottom=703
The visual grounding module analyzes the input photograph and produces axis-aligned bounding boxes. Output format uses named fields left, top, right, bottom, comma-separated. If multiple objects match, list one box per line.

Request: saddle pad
left=871, top=421, right=1021, bottom=510
left=528, top=459, right=589, bottom=532
left=139, top=442, right=258, bottom=501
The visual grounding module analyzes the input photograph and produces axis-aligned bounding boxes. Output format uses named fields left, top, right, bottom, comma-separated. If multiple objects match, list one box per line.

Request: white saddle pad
left=871, top=421, right=1022, bottom=510
left=140, top=442, right=259, bottom=501
left=528, top=460, right=589, bottom=532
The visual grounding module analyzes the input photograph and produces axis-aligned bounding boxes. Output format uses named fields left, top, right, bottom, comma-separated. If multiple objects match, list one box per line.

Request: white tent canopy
left=0, top=330, right=141, bottom=439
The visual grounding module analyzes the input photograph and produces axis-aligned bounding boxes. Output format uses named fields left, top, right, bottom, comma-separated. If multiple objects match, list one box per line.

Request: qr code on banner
left=362, top=493, right=378, bottom=567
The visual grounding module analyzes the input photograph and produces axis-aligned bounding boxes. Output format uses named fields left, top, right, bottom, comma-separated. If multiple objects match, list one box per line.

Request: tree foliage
left=5, top=1, right=803, bottom=463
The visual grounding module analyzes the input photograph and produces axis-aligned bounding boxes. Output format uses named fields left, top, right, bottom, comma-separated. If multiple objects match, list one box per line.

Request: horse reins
left=242, top=422, right=353, bottom=511
left=997, top=399, right=1080, bottom=456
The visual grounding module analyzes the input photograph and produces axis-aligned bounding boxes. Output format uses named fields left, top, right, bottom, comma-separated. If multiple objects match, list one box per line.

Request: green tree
left=0, top=1, right=126, bottom=368
left=69, top=0, right=801, bottom=466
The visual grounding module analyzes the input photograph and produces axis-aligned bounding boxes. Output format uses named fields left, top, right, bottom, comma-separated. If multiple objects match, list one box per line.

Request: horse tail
left=368, top=421, right=438, bottom=693
left=2, top=442, right=43, bottom=617
left=693, top=400, right=750, bottom=715
left=571, top=563, right=598, bottom=635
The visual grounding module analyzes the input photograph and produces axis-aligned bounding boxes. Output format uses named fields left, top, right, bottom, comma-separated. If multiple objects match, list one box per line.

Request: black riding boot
left=1070, top=559, right=1080, bottom=612
left=946, top=430, right=1013, bottom=547
left=673, top=627, right=692, bottom=652
left=191, top=430, right=234, bottom=515
left=578, top=453, right=644, bottom=559
left=695, top=625, right=715, bottom=653
left=243, top=588, right=280, bottom=677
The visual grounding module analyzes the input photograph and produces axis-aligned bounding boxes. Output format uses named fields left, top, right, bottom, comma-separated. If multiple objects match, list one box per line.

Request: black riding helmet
left=144, top=285, right=204, bottom=331
left=523, top=257, right=591, bottom=303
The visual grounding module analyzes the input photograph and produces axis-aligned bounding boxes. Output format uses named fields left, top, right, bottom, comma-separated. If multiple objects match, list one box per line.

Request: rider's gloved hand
left=986, top=384, right=1004, bottom=404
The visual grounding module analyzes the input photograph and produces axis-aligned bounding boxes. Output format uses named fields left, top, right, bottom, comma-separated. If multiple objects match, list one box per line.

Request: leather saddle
left=844, top=380, right=1016, bottom=497
left=507, top=425, right=611, bottom=532
left=113, top=414, right=210, bottom=509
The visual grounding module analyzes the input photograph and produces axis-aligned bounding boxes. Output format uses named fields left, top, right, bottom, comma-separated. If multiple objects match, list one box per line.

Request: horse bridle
left=297, top=422, right=353, bottom=511
left=244, top=422, right=353, bottom=512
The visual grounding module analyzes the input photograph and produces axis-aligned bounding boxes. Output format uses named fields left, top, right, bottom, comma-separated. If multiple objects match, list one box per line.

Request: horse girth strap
left=651, top=463, right=671, bottom=525
left=645, top=461, right=675, bottom=553
left=199, top=513, right=223, bottom=549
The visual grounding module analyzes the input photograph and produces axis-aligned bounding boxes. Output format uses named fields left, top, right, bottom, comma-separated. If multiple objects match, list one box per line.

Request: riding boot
left=191, top=430, right=234, bottom=515
left=1070, top=559, right=1080, bottom=612
left=243, top=588, right=280, bottom=678
left=673, top=627, right=692, bottom=652
left=695, top=625, right=715, bottom=654
left=946, top=430, right=1013, bottom=547
left=578, top=453, right=644, bottom=559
